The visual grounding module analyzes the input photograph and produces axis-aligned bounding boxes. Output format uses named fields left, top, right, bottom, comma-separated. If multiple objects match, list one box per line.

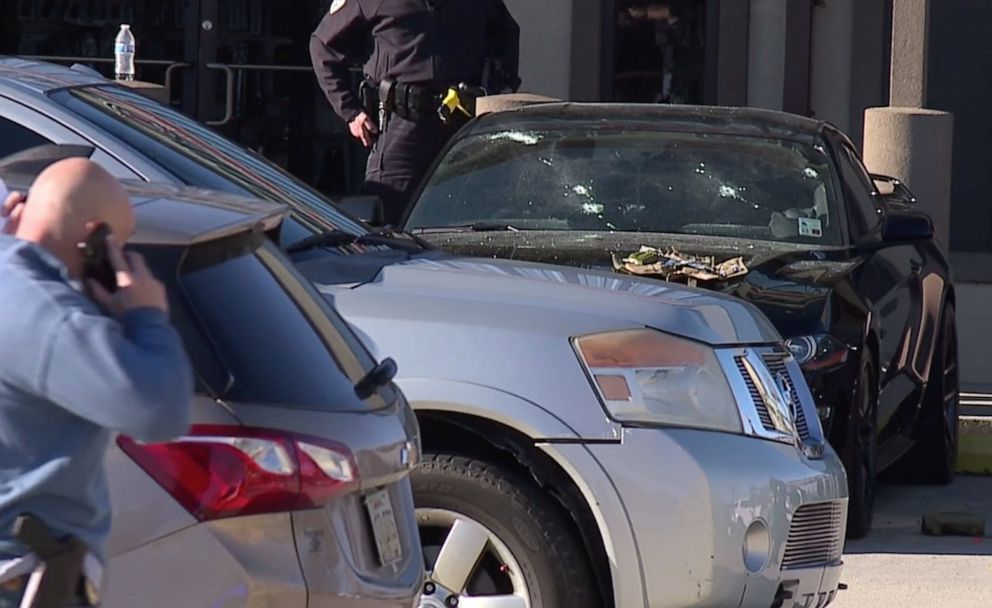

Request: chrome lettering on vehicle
left=775, top=371, right=798, bottom=419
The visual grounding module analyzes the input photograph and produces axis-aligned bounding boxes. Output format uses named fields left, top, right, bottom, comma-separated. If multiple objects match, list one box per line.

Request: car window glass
left=136, top=245, right=231, bottom=396
left=278, top=215, right=315, bottom=249
left=0, top=116, right=50, bottom=159
left=837, top=145, right=882, bottom=236
left=50, top=86, right=368, bottom=237
left=408, top=128, right=842, bottom=246
left=177, top=241, right=385, bottom=411
left=140, top=239, right=383, bottom=410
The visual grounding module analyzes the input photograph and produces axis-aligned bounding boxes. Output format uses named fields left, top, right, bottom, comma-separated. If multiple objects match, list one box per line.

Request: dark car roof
left=0, top=159, right=287, bottom=247
left=466, top=102, right=830, bottom=142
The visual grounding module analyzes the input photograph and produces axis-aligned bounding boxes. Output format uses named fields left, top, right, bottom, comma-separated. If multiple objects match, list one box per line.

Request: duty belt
left=359, top=79, right=486, bottom=127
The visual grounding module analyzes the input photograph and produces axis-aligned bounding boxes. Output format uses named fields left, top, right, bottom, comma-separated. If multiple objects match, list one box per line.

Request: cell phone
left=78, top=222, right=118, bottom=293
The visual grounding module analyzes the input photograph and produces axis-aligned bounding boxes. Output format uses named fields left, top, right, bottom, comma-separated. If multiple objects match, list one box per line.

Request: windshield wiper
left=285, top=228, right=432, bottom=255
left=374, top=226, right=436, bottom=250
left=413, top=222, right=521, bottom=234
left=285, top=229, right=358, bottom=254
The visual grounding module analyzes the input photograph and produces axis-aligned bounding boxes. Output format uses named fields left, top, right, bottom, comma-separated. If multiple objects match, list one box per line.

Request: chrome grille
left=782, top=502, right=845, bottom=569
left=735, top=356, right=775, bottom=430
left=761, top=352, right=811, bottom=440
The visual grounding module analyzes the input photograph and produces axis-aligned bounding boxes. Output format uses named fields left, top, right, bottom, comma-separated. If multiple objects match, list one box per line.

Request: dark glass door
left=195, top=0, right=366, bottom=197
left=0, top=0, right=367, bottom=198
left=0, top=0, right=190, bottom=90
left=610, top=0, right=711, bottom=104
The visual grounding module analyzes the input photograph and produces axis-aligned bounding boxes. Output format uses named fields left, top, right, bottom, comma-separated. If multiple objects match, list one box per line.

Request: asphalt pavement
left=833, top=475, right=992, bottom=607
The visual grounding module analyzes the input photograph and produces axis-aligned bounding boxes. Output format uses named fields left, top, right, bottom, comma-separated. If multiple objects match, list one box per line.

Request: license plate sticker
left=365, top=488, right=403, bottom=566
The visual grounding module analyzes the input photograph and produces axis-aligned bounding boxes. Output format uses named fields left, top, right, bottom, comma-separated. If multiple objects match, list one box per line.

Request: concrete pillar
left=569, top=1, right=604, bottom=101
left=889, top=0, right=930, bottom=106
left=746, top=0, right=787, bottom=110
left=809, top=0, right=854, bottom=132
left=503, top=0, right=573, bottom=100
left=863, top=107, right=953, bottom=248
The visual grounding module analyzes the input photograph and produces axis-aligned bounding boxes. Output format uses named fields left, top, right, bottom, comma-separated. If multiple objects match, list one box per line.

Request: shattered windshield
left=407, top=127, right=843, bottom=246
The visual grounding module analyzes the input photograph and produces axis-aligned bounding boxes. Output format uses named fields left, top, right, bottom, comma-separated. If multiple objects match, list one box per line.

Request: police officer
left=310, top=0, right=521, bottom=226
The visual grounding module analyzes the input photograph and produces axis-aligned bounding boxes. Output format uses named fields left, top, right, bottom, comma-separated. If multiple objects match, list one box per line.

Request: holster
left=13, top=515, right=95, bottom=608
left=358, top=78, right=381, bottom=127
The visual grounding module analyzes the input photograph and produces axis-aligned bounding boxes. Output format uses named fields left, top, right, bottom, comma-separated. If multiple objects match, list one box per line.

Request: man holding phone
left=0, top=159, right=194, bottom=606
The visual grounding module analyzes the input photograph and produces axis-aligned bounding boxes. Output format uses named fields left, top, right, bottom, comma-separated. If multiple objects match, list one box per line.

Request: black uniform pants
left=363, top=113, right=464, bottom=226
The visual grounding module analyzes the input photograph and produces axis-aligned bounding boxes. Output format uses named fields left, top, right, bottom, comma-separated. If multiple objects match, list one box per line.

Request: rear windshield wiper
left=285, top=228, right=432, bottom=255
left=413, top=222, right=521, bottom=234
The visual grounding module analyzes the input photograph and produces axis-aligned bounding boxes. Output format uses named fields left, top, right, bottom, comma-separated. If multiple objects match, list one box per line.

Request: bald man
left=0, top=160, right=193, bottom=607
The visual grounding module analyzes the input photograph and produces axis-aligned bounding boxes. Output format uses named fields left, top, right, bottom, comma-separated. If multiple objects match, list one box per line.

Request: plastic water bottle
left=114, top=24, right=135, bottom=81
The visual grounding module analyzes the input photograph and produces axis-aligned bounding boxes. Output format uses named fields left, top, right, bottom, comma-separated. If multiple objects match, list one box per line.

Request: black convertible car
left=398, top=103, right=959, bottom=539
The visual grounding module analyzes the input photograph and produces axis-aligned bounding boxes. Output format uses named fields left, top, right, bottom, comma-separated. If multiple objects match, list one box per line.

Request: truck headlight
left=574, top=329, right=743, bottom=433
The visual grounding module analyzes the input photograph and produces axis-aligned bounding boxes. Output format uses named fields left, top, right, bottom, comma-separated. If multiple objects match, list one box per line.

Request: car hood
left=307, top=250, right=782, bottom=346
left=417, top=231, right=861, bottom=338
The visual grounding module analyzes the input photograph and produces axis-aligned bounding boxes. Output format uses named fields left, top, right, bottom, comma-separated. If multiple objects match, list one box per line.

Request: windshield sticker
left=488, top=131, right=543, bottom=145
left=798, top=217, right=823, bottom=238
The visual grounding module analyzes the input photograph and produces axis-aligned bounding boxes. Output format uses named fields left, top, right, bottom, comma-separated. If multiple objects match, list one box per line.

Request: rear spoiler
left=0, top=144, right=95, bottom=187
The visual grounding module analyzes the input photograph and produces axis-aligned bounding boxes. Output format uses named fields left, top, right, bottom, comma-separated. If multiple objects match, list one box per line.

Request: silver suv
left=0, top=158, right=423, bottom=608
left=0, top=58, right=848, bottom=608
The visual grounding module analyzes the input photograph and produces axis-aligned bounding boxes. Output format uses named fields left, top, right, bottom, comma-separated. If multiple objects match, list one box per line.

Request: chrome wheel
left=418, top=508, right=531, bottom=608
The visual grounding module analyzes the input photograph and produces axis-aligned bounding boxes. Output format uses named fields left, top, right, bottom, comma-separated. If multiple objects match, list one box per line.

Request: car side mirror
left=881, top=209, right=934, bottom=242
left=338, top=195, right=385, bottom=227
left=871, top=173, right=917, bottom=206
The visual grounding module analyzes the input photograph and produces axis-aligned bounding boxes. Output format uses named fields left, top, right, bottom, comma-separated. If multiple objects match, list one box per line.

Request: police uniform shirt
left=311, top=0, right=520, bottom=123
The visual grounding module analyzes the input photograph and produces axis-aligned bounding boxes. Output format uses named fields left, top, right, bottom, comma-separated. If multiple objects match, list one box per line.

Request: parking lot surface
left=834, top=475, right=992, bottom=607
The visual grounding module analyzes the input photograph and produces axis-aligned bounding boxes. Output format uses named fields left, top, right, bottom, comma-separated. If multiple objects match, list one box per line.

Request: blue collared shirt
left=0, top=236, right=193, bottom=562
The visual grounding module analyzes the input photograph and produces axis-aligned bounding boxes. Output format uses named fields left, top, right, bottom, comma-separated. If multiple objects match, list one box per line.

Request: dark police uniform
left=310, top=0, right=521, bottom=225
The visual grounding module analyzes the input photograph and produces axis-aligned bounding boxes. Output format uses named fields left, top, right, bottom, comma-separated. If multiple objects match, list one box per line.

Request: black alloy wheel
left=843, top=352, right=878, bottom=540
left=901, top=304, right=960, bottom=484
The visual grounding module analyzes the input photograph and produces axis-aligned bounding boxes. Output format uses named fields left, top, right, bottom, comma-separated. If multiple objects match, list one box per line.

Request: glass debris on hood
left=612, top=246, right=749, bottom=287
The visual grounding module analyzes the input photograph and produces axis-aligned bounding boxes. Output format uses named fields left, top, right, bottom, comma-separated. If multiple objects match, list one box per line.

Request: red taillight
left=117, top=424, right=359, bottom=521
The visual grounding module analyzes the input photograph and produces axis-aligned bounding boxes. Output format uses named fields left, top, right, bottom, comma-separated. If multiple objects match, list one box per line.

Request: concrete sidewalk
left=834, top=476, right=992, bottom=607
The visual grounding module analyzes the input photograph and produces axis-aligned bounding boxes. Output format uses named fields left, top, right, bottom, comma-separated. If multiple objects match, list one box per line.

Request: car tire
left=901, top=303, right=960, bottom=484
left=843, top=352, right=878, bottom=540
left=412, top=453, right=601, bottom=608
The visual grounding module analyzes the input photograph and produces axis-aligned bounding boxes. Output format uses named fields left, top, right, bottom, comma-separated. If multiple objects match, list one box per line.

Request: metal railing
left=18, top=55, right=362, bottom=128
left=203, top=62, right=360, bottom=126
left=19, top=55, right=191, bottom=101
